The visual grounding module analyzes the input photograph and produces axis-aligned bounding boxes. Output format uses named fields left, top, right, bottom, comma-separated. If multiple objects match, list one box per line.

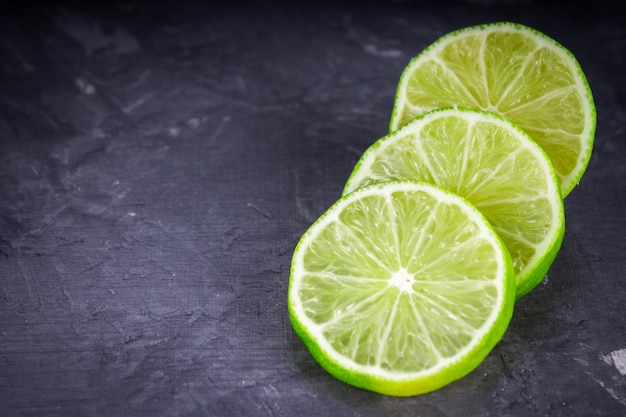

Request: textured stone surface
left=1, top=1, right=625, bottom=416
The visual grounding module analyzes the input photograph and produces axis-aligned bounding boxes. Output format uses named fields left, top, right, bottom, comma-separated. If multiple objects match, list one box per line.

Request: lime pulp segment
left=289, top=181, right=516, bottom=396
left=345, top=107, right=565, bottom=299
left=390, top=21, right=596, bottom=197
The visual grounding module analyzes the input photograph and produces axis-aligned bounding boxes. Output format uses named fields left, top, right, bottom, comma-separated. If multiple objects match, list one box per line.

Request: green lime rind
left=389, top=21, right=596, bottom=198
left=345, top=107, right=565, bottom=300
left=288, top=181, right=516, bottom=396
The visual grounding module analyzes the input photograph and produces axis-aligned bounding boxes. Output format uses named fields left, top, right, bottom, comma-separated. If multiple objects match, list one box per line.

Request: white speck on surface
left=75, top=77, right=96, bottom=95
left=363, top=43, right=402, bottom=58
left=186, top=118, right=201, bottom=129
left=608, top=348, right=626, bottom=376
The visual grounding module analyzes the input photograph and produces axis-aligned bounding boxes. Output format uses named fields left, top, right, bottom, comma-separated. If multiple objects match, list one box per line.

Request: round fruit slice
left=288, top=181, right=516, bottom=396
left=390, top=21, right=596, bottom=197
left=345, top=107, right=564, bottom=299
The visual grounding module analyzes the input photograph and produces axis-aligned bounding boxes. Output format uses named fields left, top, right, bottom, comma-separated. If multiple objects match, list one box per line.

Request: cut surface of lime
left=288, top=181, right=516, bottom=396
left=345, top=107, right=564, bottom=299
left=390, top=21, right=596, bottom=197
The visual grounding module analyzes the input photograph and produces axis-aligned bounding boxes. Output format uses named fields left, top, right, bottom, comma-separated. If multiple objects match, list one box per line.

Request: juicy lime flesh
left=346, top=109, right=564, bottom=298
left=291, top=182, right=513, bottom=391
left=392, top=23, right=595, bottom=197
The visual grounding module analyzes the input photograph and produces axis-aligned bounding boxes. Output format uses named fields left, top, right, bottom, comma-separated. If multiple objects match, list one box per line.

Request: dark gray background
left=1, top=1, right=625, bottom=416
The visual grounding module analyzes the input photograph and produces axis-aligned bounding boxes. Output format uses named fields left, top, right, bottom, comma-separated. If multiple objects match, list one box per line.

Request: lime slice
left=390, top=22, right=596, bottom=197
left=288, top=181, right=516, bottom=396
left=345, top=107, right=564, bottom=299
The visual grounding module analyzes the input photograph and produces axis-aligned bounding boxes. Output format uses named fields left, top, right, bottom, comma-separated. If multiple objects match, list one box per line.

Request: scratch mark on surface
left=30, top=203, right=68, bottom=236
left=208, top=116, right=230, bottom=144
left=294, top=171, right=315, bottom=222
left=87, top=188, right=130, bottom=215
left=247, top=202, right=272, bottom=219
left=128, top=69, right=152, bottom=89
left=363, top=43, right=402, bottom=58
left=587, top=371, right=626, bottom=406
left=61, top=285, right=75, bottom=312
left=122, top=95, right=152, bottom=114
left=79, top=261, right=105, bottom=275
left=16, top=238, right=43, bottom=312
left=51, top=137, right=108, bottom=169
left=1, top=354, right=12, bottom=366
left=1, top=37, right=34, bottom=72
left=220, top=227, right=244, bottom=250
left=86, top=302, right=107, bottom=316
left=141, top=308, right=183, bottom=322
left=111, top=188, right=129, bottom=205
left=123, top=334, right=144, bottom=345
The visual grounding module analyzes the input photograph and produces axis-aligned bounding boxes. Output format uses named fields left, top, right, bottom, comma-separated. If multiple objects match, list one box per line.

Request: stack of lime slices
left=390, top=22, right=596, bottom=198
left=288, top=22, right=596, bottom=396
left=343, top=107, right=565, bottom=300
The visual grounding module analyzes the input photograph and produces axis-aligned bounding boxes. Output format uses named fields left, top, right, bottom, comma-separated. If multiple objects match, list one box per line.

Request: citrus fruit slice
left=288, top=181, right=516, bottom=396
left=390, top=21, right=596, bottom=197
left=344, top=107, right=564, bottom=299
